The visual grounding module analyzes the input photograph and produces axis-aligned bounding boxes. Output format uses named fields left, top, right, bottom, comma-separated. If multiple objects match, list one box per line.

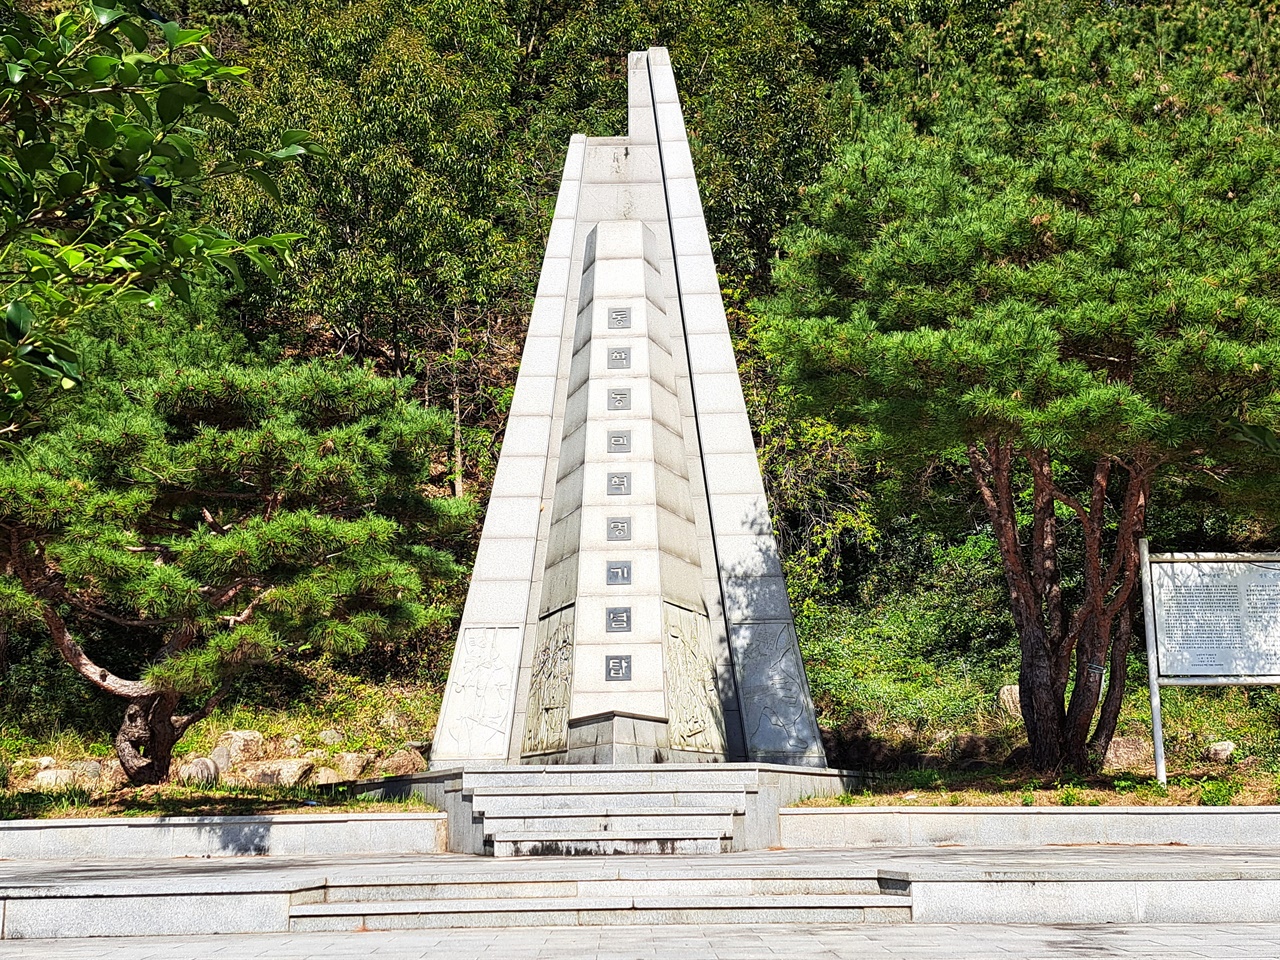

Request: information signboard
left=1149, top=557, right=1280, bottom=677
left=1140, top=541, right=1280, bottom=783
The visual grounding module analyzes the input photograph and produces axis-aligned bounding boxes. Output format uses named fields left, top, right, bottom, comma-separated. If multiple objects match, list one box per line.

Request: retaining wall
left=0, top=812, right=447, bottom=859
left=780, top=806, right=1280, bottom=848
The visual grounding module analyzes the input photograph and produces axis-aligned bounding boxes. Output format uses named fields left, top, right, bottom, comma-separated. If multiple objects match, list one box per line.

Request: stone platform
left=20, top=921, right=1280, bottom=960
left=0, top=812, right=446, bottom=860
left=780, top=805, right=1280, bottom=848
left=347, top=763, right=863, bottom=855
left=4, top=846, right=1280, bottom=939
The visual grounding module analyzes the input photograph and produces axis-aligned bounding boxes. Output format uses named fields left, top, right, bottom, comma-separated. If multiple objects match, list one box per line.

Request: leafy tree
left=0, top=359, right=471, bottom=782
left=210, top=0, right=987, bottom=497
left=762, top=0, right=1280, bottom=771
left=209, top=0, right=530, bottom=498
left=0, top=0, right=315, bottom=418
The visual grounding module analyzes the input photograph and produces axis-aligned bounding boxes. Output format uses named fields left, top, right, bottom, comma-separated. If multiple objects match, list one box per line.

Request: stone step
left=468, top=785, right=749, bottom=812
left=315, top=875, right=884, bottom=903
left=477, top=808, right=740, bottom=834
left=289, top=894, right=911, bottom=931
left=492, top=834, right=730, bottom=856
left=460, top=766, right=766, bottom=792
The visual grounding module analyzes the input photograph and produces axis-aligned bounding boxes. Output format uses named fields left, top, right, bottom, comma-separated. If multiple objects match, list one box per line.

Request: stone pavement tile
left=8, top=924, right=1280, bottom=960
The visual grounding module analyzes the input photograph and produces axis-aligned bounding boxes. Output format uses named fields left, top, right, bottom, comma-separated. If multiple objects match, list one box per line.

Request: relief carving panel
left=522, top=607, right=575, bottom=756
left=434, top=626, right=521, bottom=760
left=730, top=621, right=820, bottom=757
left=663, top=603, right=727, bottom=754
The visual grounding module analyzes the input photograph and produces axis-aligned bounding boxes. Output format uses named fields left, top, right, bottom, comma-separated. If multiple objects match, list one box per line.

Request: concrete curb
left=779, top=806, right=1280, bottom=847
left=0, top=812, right=447, bottom=859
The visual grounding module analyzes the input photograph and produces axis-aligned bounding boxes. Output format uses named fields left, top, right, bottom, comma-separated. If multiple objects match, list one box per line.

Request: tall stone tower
left=431, top=48, right=824, bottom=768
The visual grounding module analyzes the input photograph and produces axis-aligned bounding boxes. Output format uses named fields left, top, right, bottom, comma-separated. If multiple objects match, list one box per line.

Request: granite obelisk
left=431, top=47, right=825, bottom=767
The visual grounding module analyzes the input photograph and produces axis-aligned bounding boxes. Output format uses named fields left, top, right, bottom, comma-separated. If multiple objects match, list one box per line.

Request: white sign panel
left=1151, top=559, right=1280, bottom=677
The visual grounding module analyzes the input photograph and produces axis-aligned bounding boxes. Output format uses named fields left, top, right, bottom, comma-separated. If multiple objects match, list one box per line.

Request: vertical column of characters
left=603, top=305, right=633, bottom=674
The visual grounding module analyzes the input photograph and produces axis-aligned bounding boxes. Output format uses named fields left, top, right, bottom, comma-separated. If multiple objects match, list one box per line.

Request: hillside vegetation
left=2, top=0, right=1280, bottom=806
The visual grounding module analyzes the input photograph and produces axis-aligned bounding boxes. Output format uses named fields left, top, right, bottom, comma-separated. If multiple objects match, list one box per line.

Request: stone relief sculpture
left=435, top=626, right=520, bottom=759
left=522, top=611, right=574, bottom=756
left=664, top=603, right=727, bottom=755
left=737, top=623, right=815, bottom=754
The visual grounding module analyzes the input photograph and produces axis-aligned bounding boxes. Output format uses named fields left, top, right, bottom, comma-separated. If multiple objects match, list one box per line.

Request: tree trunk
left=1018, top=625, right=1065, bottom=769
left=969, top=440, right=1064, bottom=769
left=452, top=316, right=464, bottom=498
left=1088, top=593, right=1136, bottom=763
left=14, top=549, right=236, bottom=785
left=969, top=439, right=1155, bottom=773
left=115, top=691, right=183, bottom=785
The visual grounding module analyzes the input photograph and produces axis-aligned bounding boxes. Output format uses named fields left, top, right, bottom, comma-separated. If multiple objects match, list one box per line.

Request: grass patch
left=0, top=783, right=437, bottom=820
left=170, top=662, right=442, bottom=760
left=799, top=594, right=1280, bottom=776
left=798, top=766, right=1278, bottom=807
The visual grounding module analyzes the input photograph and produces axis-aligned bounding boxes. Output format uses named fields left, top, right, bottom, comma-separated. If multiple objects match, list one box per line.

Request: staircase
left=471, top=780, right=746, bottom=856
left=287, top=854, right=910, bottom=931
left=387, top=763, right=859, bottom=856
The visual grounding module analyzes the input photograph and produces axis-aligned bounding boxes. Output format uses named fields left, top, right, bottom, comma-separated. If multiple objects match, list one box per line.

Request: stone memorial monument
left=431, top=47, right=825, bottom=769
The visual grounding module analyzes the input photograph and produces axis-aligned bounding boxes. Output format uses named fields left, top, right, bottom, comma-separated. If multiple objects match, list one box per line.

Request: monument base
left=557, top=712, right=725, bottom=765
left=371, top=762, right=863, bottom=856
left=518, top=713, right=727, bottom=765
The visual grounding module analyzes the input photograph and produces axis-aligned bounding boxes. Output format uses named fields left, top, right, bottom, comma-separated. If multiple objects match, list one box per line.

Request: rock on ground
left=235, top=759, right=314, bottom=787
left=318, top=729, right=343, bottom=746
left=100, top=759, right=129, bottom=790
left=312, top=767, right=340, bottom=785
left=335, top=752, right=372, bottom=781
left=32, top=768, right=76, bottom=789
left=68, top=760, right=102, bottom=785
left=209, top=745, right=233, bottom=774
left=1104, top=736, right=1155, bottom=773
left=176, top=757, right=220, bottom=785
left=379, top=749, right=426, bottom=777
left=1204, top=740, right=1236, bottom=762
left=216, top=730, right=264, bottom=767
left=997, top=685, right=1022, bottom=719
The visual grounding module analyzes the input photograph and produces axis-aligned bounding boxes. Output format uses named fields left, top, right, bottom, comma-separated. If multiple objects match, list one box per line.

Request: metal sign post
left=1140, top=539, right=1280, bottom=785
left=1139, top=539, right=1168, bottom=784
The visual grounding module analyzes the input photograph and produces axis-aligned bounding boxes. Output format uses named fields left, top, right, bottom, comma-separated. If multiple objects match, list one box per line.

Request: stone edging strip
left=0, top=812, right=447, bottom=859
left=779, top=806, right=1280, bottom=848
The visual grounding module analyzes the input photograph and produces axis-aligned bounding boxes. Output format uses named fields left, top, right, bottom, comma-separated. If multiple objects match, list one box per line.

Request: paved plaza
left=5, top=922, right=1280, bottom=959
left=7, top=845, right=1280, bottom=888
left=3, top=846, right=1279, bottom=939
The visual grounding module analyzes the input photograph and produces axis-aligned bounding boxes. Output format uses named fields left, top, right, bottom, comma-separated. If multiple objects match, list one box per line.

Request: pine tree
left=0, top=358, right=470, bottom=782
left=762, top=0, right=1280, bottom=771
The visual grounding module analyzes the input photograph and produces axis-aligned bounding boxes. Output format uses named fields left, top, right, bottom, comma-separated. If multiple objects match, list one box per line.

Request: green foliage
left=797, top=0, right=1003, bottom=74
left=1123, top=684, right=1280, bottom=770
left=0, top=1, right=317, bottom=412
left=0, top=784, right=94, bottom=818
left=169, top=659, right=443, bottom=757
left=1057, top=783, right=1083, bottom=806
left=799, top=531, right=1018, bottom=745
left=764, top=0, right=1280, bottom=473
left=762, top=0, right=1280, bottom=769
left=1198, top=777, right=1238, bottom=806
left=217, top=0, right=527, bottom=350
left=735, top=300, right=878, bottom=606
left=0, top=350, right=472, bottom=774
left=196, top=0, right=999, bottom=501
